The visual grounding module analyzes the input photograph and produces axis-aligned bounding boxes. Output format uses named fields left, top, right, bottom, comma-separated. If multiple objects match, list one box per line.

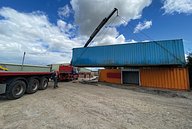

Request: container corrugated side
left=72, top=39, right=185, bottom=67
left=99, top=69, right=121, bottom=84
left=140, top=67, right=190, bottom=90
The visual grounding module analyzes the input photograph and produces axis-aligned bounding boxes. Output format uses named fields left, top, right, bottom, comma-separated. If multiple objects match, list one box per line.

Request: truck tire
left=39, top=77, right=48, bottom=90
left=26, top=77, right=40, bottom=94
left=6, top=80, right=26, bottom=100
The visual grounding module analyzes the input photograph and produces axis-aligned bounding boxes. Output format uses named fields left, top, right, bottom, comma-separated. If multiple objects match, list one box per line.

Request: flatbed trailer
left=0, top=71, right=52, bottom=99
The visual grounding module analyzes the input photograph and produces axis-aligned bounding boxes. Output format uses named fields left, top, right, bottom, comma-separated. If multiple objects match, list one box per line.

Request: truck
left=0, top=8, right=118, bottom=100
left=0, top=64, right=78, bottom=99
left=56, top=65, right=78, bottom=81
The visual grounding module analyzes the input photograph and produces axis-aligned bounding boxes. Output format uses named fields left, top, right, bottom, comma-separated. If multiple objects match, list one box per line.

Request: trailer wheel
left=39, top=77, right=48, bottom=90
left=26, top=77, right=40, bottom=94
left=6, top=80, right=26, bottom=100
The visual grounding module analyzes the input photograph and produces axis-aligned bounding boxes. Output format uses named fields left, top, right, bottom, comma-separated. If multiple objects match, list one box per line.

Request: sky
left=0, top=0, right=192, bottom=65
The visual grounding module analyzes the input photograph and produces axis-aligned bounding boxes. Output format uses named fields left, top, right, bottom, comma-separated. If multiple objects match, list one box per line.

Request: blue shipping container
left=72, top=39, right=185, bottom=67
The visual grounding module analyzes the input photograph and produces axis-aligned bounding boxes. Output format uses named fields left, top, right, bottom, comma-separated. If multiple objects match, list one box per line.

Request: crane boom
left=84, top=8, right=118, bottom=48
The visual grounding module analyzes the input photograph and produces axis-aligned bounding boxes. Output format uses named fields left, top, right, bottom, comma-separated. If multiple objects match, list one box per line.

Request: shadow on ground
left=80, top=81, right=192, bottom=100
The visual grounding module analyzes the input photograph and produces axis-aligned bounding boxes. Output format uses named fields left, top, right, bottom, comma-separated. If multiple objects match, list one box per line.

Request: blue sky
left=0, top=0, right=192, bottom=65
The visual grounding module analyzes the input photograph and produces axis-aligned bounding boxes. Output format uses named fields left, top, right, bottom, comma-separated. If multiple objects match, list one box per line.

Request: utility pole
left=21, top=52, right=26, bottom=71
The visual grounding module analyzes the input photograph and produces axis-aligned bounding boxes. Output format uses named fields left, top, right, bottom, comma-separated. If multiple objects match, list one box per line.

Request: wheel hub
left=14, top=85, right=24, bottom=96
left=43, top=81, right=48, bottom=88
left=32, top=81, right=38, bottom=91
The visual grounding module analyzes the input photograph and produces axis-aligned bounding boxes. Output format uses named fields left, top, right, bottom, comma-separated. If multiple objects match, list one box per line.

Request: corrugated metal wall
left=72, top=39, right=185, bottom=67
left=99, top=69, right=121, bottom=84
left=140, top=67, right=190, bottom=90
left=98, top=67, right=190, bottom=90
left=0, top=63, right=51, bottom=72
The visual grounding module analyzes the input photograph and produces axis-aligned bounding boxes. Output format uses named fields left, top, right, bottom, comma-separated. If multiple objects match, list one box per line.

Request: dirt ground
left=0, top=81, right=192, bottom=129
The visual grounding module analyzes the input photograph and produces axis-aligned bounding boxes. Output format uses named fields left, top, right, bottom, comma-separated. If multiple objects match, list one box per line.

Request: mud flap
left=0, top=84, right=6, bottom=94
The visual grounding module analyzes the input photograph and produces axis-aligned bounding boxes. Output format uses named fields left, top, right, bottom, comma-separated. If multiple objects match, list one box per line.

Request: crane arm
left=84, top=8, right=118, bottom=48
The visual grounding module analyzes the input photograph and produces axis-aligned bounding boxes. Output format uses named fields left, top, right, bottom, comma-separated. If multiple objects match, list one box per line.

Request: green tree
left=187, top=53, right=192, bottom=89
left=187, top=53, right=192, bottom=66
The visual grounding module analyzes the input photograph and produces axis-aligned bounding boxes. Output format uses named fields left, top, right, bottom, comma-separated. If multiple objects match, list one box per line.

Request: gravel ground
left=0, top=81, right=192, bottom=129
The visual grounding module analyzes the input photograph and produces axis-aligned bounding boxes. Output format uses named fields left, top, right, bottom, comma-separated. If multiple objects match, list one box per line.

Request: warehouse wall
left=99, top=69, right=121, bottom=84
left=140, top=67, right=190, bottom=90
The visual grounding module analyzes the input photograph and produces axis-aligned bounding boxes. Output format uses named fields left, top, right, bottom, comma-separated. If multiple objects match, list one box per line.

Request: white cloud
left=70, top=0, right=152, bottom=35
left=126, top=39, right=138, bottom=43
left=134, top=20, right=152, bottom=33
left=162, top=0, right=192, bottom=14
left=87, top=27, right=125, bottom=46
left=57, top=19, right=76, bottom=36
left=58, top=5, right=72, bottom=18
left=0, top=0, right=153, bottom=65
left=0, top=7, right=81, bottom=65
left=125, top=39, right=150, bottom=43
left=70, top=0, right=152, bottom=45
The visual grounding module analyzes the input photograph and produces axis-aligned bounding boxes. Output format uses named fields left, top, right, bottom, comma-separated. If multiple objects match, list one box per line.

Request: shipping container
left=72, top=39, right=185, bottom=67
left=140, top=67, right=190, bottom=90
left=0, top=63, right=51, bottom=72
left=99, top=69, right=121, bottom=84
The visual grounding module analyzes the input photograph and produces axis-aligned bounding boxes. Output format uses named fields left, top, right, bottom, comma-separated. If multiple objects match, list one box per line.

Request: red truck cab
left=57, top=65, right=78, bottom=81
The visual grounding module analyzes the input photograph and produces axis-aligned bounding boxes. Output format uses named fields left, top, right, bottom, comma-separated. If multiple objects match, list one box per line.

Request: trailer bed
left=0, top=71, right=52, bottom=76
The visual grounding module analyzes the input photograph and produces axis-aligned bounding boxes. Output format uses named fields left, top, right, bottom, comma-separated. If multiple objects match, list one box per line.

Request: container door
left=122, top=71, right=139, bottom=85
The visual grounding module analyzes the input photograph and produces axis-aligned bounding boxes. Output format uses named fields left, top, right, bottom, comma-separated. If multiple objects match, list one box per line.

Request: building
left=78, top=68, right=92, bottom=79
left=98, top=67, right=189, bottom=90
left=72, top=39, right=190, bottom=90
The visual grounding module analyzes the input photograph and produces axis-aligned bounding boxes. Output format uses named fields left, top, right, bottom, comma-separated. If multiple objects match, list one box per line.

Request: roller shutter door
left=122, top=71, right=139, bottom=85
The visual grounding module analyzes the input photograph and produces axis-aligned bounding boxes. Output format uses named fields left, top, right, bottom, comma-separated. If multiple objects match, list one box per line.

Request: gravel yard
left=0, top=82, right=192, bottom=129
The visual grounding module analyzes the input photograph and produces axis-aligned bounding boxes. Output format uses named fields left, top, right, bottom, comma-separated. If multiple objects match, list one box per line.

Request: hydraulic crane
left=71, top=8, right=118, bottom=65
left=84, top=8, right=118, bottom=48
